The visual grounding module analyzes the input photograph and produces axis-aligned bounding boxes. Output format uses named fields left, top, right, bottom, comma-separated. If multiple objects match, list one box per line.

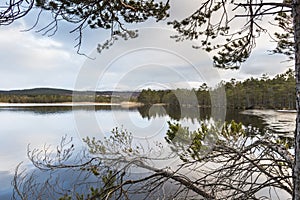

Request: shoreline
left=0, top=101, right=144, bottom=108
left=0, top=102, right=296, bottom=111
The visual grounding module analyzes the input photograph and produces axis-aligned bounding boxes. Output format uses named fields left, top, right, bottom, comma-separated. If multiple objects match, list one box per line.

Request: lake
left=0, top=104, right=296, bottom=199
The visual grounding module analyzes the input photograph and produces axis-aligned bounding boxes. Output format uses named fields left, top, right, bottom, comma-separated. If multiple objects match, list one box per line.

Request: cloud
left=72, top=27, right=223, bottom=91
left=0, top=1, right=293, bottom=90
left=0, top=21, right=85, bottom=89
left=0, top=23, right=68, bottom=69
left=216, top=46, right=291, bottom=83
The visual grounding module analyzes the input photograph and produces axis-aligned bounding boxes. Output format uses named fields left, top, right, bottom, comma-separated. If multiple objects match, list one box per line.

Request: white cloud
left=0, top=1, right=293, bottom=90
left=0, top=23, right=70, bottom=70
left=0, top=20, right=85, bottom=89
left=71, top=27, right=223, bottom=91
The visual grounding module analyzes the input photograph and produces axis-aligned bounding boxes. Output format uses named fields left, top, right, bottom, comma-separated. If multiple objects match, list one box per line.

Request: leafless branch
left=13, top=123, right=293, bottom=199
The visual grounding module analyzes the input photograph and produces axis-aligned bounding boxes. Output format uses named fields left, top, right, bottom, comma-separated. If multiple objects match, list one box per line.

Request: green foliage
left=83, top=136, right=107, bottom=154
left=167, top=1, right=257, bottom=69
left=58, top=176, right=117, bottom=200
left=165, top=119, right=292, bottom=164
left=58, top=195, right=72, bottom=200
left=273, top=5, right=294, bottom=60
left=137, top=69, right=296, bottom=109
left=99, top=170, right=117, bottom=199
left=0, top=94, right=112, bottom=103
left=137, top=88, right=161, bottom=105
left=167, top=120, right=251, bottom=162
left=165, top=120, right=293, bottom=198
left=168, top=1, right=293, bottom=69
left=165, top=121, right=191, bottom=143
left=0, top=94, right=69, bottom=103
left=33, top=0, right=170, bottom=52
left=220, top=120, right=245, bottom=141
left=83, top=127, right=141, bottom=157
left=161, top=90, right=179, bottom=106
left=37, top=0, right=169, bottom=27
left=166, top=120, right=221, bottom=161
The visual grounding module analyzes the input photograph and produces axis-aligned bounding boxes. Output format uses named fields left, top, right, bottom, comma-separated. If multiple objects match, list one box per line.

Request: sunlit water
left=0, top=105, right=296, bottom=199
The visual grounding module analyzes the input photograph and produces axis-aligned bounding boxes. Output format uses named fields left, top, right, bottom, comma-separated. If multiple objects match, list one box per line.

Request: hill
left=0, top=88, right=140, bottom=103
left=0, top=88, right=140, bottom=97
left=0, top=88, right=73, bottom=96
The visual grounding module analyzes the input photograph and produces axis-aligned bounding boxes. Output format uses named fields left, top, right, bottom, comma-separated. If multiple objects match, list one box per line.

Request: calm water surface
left=0, top=105, right=295, bottom=199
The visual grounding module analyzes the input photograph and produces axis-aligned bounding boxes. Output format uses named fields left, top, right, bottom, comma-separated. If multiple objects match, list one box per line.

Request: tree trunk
left=293, top=1, right=300, bottom=199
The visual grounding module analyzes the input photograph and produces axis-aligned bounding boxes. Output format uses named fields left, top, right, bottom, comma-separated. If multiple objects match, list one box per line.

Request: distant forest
left=137, top=69, right=295, bottom=110
left=0, top=88, right=138, bottom=103
left=0, top=69, right=295, bottom=109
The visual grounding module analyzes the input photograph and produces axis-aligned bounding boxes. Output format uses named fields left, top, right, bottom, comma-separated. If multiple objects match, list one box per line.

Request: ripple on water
left=241, top=109, right=296, bottom=136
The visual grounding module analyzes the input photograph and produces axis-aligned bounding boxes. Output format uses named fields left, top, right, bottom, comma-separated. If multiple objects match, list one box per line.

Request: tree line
left=0, top=94, right=111, bottom=103
left=137, top=69, right=295, bottom=110
left=0, top=69, right=294, bottom=107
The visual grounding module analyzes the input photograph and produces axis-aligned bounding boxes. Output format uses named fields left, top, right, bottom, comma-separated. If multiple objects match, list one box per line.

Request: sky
left=0, top=0, right=292, bottom=91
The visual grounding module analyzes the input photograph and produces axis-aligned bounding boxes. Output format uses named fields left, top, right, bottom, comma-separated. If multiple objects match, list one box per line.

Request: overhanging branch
left=235, top=2, right=292, bottom=9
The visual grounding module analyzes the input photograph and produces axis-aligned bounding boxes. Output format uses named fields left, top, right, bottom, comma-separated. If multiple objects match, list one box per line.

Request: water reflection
left=0, top=105, right=270, bottom=132
left=137, top=105, right=266, bottom=131
left=0, top=105, right=295, bottom=199
left=0, top=104, right=286, bottom=135
left=0, top=105, right=135, bottom=114
left=0, top=171, right=12, bottom=199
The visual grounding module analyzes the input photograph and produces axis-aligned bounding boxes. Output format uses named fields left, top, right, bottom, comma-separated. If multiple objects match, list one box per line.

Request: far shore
left=0, top=101, right=144, bottom=108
